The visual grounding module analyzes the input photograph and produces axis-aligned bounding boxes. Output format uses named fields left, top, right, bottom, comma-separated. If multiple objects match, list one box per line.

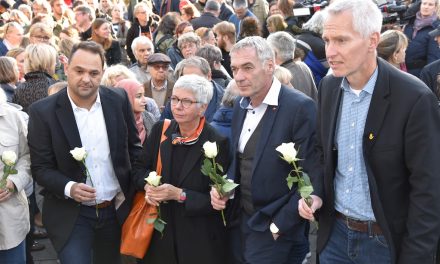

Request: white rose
left=276, top=142, right=298, bottom=163
left=203, top=141, right=218, bottom=158
left=145, top=171, right=162, bottom=187
left=70, top=147, right=87, bottom=161
left=1, top=151, right=17, bottom=166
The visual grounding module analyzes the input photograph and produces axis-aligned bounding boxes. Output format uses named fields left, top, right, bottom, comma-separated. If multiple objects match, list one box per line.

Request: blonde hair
left=29, top=22, right=53, bottom=39
left=101, top=64, right=136, bottom=86
left=24, top=43, right=57, bottom=75
left=0, top=57, right=18, bottom=84
left=48, top=81, right=67, bottom=95
left=274, top=65, right=293, bottom=87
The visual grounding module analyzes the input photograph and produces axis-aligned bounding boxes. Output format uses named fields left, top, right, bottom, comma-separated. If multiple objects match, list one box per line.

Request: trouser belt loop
left=368, top=221, right=373, bottom=238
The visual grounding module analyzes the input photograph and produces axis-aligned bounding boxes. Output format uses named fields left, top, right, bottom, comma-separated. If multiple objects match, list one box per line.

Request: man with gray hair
left=161, top=56, right=224, bottom=122
left=190, top=0, right=222, bottom=30
left=196, top=44, right=231, bottom=88
left=210, top=36, right=320, bottom=264
left=267, top=31, right=318, bottom=101
left=298, top=0, right=440, bottom=263
left=129, top=36, right=155, bottom=83
left=228, top=0, right=257, bottom=36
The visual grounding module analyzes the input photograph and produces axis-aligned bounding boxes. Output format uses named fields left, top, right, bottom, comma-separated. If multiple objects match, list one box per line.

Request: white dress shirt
left=64, top=90, right=122, bottom=205
left=238, top=78, right=281, bottom=153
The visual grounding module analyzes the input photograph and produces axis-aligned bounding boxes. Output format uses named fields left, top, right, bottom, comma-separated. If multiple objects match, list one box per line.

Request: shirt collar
left=340, top=67, right=378, bottom=95
left=67, top=88, right=101, bottom=111
left=151, top=79, right=167, bottom=91
left=3, top=39, right=13, bottom=50
left=239, top=77, right=281, bottom=109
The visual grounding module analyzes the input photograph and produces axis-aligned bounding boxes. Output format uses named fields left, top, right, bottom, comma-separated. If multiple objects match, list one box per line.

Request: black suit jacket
left=228, top=85, right=321, bottom=239
left=315, top=58, right=440, bottom=263
left=136, top=120, right=229, bottom=264
left=27, top=87, right=145, bottom=252
left=190, top=12, right=222, bottom=30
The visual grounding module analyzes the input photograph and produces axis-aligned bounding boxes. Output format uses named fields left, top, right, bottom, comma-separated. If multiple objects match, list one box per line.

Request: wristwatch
left=270, top=222, right=279, bottom=234
left=178, top=189, right=187, bottom=203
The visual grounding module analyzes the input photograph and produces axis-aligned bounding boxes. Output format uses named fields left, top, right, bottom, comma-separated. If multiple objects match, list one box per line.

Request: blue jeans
left=240, top=212, right=309, bottom=264
left=0, top=240, right=26, bottom=264
left=58, top=205, right=121, bottom=264
left=320, top=218, right=391, bottom=264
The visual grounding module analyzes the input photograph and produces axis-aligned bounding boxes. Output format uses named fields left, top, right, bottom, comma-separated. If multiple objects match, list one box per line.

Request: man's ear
left=369, top=32, right=380, bottom=52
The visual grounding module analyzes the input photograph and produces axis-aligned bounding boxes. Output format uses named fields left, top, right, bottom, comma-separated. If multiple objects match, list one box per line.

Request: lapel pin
left=369, top=133, right=374, bottom=140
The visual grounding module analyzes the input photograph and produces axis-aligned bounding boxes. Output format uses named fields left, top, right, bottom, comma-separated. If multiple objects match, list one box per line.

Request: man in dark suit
left=210, top=36, right=320, bottom=264
left=27, top=41, right=145, bottom=264
left=299, top=0, right=440, bottom=263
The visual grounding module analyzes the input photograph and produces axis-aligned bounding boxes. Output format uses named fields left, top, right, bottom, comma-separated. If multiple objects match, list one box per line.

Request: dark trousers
left=26, top=192, right=36, bottom=264
left=58, top=205, right=122, bottom=264
left=239, top=212, right=309, bottom=264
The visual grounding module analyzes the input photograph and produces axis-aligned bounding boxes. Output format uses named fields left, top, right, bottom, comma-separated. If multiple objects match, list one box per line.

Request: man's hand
left=298, top=195, right=323, bottom=221
left=0, top=179, right=15, bottom=202
left=210, top=187, right=229, bottom=210
left=70, top=183, right=96, bottom=203
left=146, top=184, right=181, bottom=203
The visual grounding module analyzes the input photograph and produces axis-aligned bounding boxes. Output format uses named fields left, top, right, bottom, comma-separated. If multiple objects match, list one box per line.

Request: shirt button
left=346, top=189, right=350, bottom=193
left=351, top=122, right=355, bottom=127
left=252, top=111, right=255, bottom=114
left=345, top=209, right=349, bottom=214
left=350, top=145, right=354, bottom=149
left=248, top=129, right=251, bottom=132
left=348, top=167, right=353, bottom=172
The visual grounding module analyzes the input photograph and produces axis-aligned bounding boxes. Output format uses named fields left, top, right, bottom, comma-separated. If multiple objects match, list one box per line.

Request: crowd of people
left=1, top=0, right=440, bottom=263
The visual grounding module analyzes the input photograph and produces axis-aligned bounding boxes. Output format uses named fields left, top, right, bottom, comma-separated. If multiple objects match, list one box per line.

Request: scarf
left=115, top=79, right=147, bottom=144
left=172, top=117, right=206, bottom=145
left=413, top=11, right=437, bottom=39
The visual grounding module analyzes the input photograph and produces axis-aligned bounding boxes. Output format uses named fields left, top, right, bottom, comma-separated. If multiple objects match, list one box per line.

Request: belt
left=335, top=211, right=382, bottom=235
left=95, top=200, right=113, bottom=209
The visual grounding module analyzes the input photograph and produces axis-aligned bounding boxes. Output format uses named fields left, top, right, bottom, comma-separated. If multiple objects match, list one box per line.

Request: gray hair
left=266, top=32, right=295, bottom=63
left=221, top=79, right=239, bottom=107
left=177, top=32, right=201, bottom=50
left=233, top=0, right=248, bottom=9
left=131, top=36, right=154, bottom=57
left=205, top=0, right=220, bottom=12
left=195, top=44, right=222, bottom=70
left=101, top=64, right=136, bottom=86
left=173, top=74, right=213, bottom=105
left=231, top=36, right=274, bottom=66
left=174, top=56, right=211, bottom=79
left=302, top=10, right=325, bottom=35
left=324, top=0, right=382, bottom=39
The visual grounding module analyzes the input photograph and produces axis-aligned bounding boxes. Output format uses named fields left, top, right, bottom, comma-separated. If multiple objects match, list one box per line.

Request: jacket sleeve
left=398, top=91, right=440, bottom=263
left=126, top=26, right=137, bottom=64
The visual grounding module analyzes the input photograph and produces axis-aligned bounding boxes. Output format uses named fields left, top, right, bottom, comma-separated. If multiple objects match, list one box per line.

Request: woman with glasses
left=136, top=74, right=229, bottom=264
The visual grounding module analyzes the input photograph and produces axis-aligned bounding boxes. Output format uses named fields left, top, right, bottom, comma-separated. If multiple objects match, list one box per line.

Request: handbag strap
left=156, top=119, right=171, bottom=175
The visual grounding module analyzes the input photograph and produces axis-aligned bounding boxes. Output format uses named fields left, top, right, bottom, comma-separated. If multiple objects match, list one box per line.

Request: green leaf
left=154, top=219, right=166, bottom=233
left=299, top=185, right=314, bottom=199
left=217, top=163, right=224, bottom=173
left=9, top=169, right=17, bottom=174
left=201, top=159, right=212, bottom=176
left=302, top=172, right=312, bottom=185
left=286, top=175, right=297, bottom=190
left=222, top=175, right=227, bottom=179
left=147, top=218, right=156, bottom=224
left=222, top=181, right=239, bottom=193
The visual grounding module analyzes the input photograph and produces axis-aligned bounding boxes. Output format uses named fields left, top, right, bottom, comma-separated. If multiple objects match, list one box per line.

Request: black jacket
left=190, top=12, right=222, bottom=30
left=420, top=59, right=440, bottom=99
left=105, top=40, right=122, bottom=66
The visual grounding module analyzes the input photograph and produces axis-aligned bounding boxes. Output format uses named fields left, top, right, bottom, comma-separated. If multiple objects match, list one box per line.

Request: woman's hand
left=144, top=184, right=160, bottom=206
left=0, top=179, right=15, bottom=202
left=146, top=184, right=182, bottom=203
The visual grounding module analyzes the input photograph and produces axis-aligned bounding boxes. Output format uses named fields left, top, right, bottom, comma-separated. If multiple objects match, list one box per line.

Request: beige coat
left=0, top=103, right=31, bottom=250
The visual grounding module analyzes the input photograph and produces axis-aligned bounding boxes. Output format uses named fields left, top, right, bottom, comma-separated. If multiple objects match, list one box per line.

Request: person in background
left=196, top=44, right=231, bottom=89
left=267, top=31, right=318, bottom=101
left=0, top=22, right=24, bottom=56
left=47, top=81, right=67, bottom=95
left=266, top=14, right=287, bottom=34
left=138, top=74, right=229, bottom=264
left=377, top=29, right=408, bottom=70
left=111, top=4, right=130, bottom=66
left=404, top=0, right=440, bottom=77
left=190, top=0, right=222, bottom=30
left=6, top=48, right=25, bottom=83
left=0, top=56, right=19, bottom=102
left=262, top=0, right=281, bottom=37
left=167, top=21, right=194, bottom=68
left=274, top=65, right=293, bottom=88
left=153, top=12, right=181, bottom=54
left=228, top=0, right=257, bottom=36
left=213, top=21, right=236, bottom=76
left=238, top=16, right=262, bottom=41
left=177, top=32, right=201, bottom=60
left=277, top=0, right=300, bottom=35
left=210, top=79, right=239, bottom=144
left=116, top=79, right=156, bottom=140
left=180, top=3, right=200, bottom=22
left=90, top=18, right=122, bottom=66
left=126, top=2, right=157, bottom=64
left=74, top=5, right=93, bottom=41
left=195, top=27, right=217, bottom=46
left=129, top=36, right=155, bottom=84
left=421, top=24, right=440, bottom=97
left=0, top=89, right=32, bottom=264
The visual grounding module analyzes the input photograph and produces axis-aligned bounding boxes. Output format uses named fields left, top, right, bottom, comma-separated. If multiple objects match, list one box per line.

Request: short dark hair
left=69, top=41, right=106, bottom=68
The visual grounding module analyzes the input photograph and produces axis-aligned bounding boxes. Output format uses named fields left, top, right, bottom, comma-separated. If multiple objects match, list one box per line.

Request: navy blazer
left=0, top=40, right=8, bottom=56
left=28, top=87, right=145, bottom=252
left=228, top=84, right=321, bottom=236
left=315, top=58, right=440, bottom=263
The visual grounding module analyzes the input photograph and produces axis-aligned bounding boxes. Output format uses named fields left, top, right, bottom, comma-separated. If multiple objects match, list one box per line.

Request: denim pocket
left=373, top=235, right=389, bottom=248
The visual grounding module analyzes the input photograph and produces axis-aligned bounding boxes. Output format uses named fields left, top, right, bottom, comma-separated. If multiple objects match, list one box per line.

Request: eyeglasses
left=152, top=64, right=168, bottom=70
left=31, top=35, right=51, bottom=41
left=170, top=96, right=199, bottom=108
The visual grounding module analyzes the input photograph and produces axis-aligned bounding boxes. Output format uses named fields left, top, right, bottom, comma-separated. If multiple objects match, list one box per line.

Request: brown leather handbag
left=120, top=119, right=171, bottom=258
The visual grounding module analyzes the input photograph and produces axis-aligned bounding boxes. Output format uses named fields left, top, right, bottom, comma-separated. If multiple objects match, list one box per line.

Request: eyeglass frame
left=31, top=35, right=51, bottom=41
left=169, top=96, right=200, bottom=108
